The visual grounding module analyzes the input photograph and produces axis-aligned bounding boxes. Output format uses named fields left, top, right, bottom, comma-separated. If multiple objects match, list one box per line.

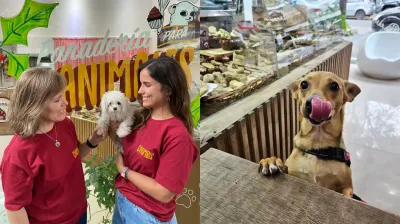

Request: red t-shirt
left=115, top=117, right=199, bottom=222
left=0, top=117, right=87, bottom=224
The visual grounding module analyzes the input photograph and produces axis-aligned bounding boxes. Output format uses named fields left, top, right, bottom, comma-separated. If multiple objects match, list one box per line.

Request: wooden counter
left=200, top=148, right=400, bottom=224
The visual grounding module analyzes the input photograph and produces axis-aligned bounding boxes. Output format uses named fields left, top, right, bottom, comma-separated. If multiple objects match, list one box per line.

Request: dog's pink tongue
left=309, top=97, right=332, bottom=121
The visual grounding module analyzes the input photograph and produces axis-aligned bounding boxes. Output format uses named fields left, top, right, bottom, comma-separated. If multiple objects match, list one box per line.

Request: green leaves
left=190, top=92, right=200, bottom=128
left=84, top=155, right=117, bottom=223
left=7, top=53, right=29, bottom=79
left=0, top=0, right=58, bottom=46
left=0, top=0, right=59, bottom=79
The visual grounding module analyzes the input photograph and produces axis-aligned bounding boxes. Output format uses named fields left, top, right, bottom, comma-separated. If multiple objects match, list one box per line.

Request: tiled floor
left=343, top=64, right=400, bottom=216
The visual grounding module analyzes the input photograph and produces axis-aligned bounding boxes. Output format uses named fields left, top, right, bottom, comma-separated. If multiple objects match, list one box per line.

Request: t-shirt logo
left=72, top=148, right=80, bottom=158
left=136, top=145, right=154, bottom=160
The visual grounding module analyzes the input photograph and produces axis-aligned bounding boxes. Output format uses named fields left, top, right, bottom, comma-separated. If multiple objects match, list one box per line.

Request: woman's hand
left=108, top=121, right=121, bottom=143
left=89, top=126, right=108, bottom=146
left=115, top=151, right=125, bottom=173
left=110, top=120, right=121, bottom=132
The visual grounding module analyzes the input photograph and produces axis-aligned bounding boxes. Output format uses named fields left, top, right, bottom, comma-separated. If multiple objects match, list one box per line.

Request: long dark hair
left=133, top=56, right=193, bottom=136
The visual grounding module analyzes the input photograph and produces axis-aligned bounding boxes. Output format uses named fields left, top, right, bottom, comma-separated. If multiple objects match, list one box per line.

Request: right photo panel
left=199, top=0, right=400, bottom=223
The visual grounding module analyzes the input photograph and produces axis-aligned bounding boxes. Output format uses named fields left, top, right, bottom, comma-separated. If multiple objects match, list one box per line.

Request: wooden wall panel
left=71, top=116, right=116, bottom=165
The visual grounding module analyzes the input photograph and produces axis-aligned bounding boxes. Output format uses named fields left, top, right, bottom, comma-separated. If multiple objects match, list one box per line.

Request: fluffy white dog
left=96, top=90, right=136, bottom=153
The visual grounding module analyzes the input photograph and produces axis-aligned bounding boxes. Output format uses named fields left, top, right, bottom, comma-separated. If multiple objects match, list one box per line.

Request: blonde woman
left=0, top=68, right=107, bottom=224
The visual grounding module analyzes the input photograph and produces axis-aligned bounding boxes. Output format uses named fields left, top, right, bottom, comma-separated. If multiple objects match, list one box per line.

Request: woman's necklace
left=39, top=124, right=60, bottom=147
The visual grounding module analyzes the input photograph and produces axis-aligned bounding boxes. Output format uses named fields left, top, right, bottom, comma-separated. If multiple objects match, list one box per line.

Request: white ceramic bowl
left=357, top=31, right=400, bottom=80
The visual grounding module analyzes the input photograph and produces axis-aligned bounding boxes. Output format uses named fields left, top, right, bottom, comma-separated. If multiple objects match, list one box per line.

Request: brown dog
left=259, top=71, right=361, bottom=198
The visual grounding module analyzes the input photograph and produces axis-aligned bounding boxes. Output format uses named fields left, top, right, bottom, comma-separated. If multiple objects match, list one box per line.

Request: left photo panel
left=0, top=0, right=200, bottom=223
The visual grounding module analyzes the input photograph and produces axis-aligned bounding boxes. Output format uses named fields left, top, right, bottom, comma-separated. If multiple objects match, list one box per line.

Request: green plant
left=190, top=92, right=200, bottom=128
left=341, top=11, right=353, bottom=36
left=84, top=155, right=118, bottom=223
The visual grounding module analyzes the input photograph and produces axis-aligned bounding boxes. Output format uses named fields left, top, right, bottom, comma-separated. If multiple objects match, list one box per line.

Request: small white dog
left=96, top=90, right=136, bottom=153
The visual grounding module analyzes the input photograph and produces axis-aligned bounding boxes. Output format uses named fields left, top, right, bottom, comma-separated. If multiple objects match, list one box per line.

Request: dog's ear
left=343, top=81, right=361, bottom=103
left=290, top=80, right=300, bottom=100
left=100, top=94, right=108, bottom=113
left=122, top=97, right=130, bottom=114
left=169, top=4, right=177, bottom=14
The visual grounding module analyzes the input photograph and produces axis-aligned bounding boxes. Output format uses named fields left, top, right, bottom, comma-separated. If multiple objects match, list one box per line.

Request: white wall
left=0, top=0, right=156, bottom=54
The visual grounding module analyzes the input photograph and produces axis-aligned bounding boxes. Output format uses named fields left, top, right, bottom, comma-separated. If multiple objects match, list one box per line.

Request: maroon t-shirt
left=0, top=117, right=87, bottom=224
left=115, top=117, right=199, bottom=222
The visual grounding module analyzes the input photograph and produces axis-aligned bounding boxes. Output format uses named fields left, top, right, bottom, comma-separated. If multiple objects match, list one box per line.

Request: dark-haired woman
left=109, top=56, right=199, bottom=224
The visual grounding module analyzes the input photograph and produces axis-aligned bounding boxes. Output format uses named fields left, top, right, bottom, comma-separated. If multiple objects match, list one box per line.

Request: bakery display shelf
left=200, top=48, right=234, bottom=59
left=199, top=49, right=277, bottom=100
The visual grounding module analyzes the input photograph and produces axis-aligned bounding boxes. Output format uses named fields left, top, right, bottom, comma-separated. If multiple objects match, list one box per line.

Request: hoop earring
left=167, top=97, right=170, bottom=102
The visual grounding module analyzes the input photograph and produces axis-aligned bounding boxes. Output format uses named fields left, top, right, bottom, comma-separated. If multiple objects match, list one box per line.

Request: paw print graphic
left=176, top=188, right=196, bottom=209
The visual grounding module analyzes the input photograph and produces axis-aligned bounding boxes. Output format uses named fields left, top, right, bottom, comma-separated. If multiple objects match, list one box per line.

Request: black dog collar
left=297, top=146, right=351, bottom=167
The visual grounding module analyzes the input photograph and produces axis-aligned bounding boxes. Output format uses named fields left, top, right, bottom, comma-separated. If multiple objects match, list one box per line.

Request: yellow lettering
left=176, top=47, right=194, bottom=87
left=107, top=60, right=116, bottom=92
left=88, top=62, right=98, bottom=106
left=72, top=148, right=80, bottom=158
left=99, top=61, right=106, bottom=98
left=134, top=52, right=149, bottom=98
left=77, top=64, right=85, bottom=107
left=135, top=145, right=154, bottom=160
left=150, top=51, right=161, bottom=59
left=166, top=48, right=177, bottom=57
left=60, top=64, right=76, bottom=110
left=146, top=151, right=154, bottom=160
left=110, top=57, right=131, bottom=98
left=63, top=47, right=194, bottom=111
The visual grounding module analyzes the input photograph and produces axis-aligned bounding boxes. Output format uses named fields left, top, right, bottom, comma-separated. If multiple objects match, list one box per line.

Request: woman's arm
left=115, top=152, right=175, bottom=203
left=7, top=208, right=29, bottom=224
left=78, top=127, right=108, bottom=158
left=2, top=162, right=34, bottom=224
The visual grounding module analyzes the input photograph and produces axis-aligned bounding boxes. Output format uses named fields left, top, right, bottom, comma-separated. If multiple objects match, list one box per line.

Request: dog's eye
left=180, top=10, right=188, bottom=16
left=190, top=11, right=195, bottom=16
left=300, top=81, right=309, bottom=90
left=117, top=102, right=121, bottom=105
left=329, top=82, right=339, bottom=92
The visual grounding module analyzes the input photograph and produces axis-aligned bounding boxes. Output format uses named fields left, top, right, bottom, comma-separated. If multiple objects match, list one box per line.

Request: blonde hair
left=8, top=67, right=67, bottom=138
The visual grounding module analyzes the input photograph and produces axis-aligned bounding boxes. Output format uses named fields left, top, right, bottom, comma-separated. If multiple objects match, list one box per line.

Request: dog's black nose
left=113, top=107, right=117, bottom=110
left=305, top=97, right=312, bottom=116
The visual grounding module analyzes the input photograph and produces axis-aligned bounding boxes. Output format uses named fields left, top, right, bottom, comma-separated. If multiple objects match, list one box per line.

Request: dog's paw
left=258, top=157, right=286, bottom=176
left=116, top=127, right=131, bottom=138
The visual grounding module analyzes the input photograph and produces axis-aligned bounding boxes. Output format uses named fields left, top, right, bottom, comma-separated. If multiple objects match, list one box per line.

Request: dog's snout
left=305, top=97, right=312, bottom=116
left=113, top=107, right=117, bottom=111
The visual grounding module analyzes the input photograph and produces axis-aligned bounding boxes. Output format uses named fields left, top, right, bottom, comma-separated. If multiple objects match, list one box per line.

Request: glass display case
left=200, top=26, right=277, bottom=100
left=200, top=0, right=345, bottom=119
